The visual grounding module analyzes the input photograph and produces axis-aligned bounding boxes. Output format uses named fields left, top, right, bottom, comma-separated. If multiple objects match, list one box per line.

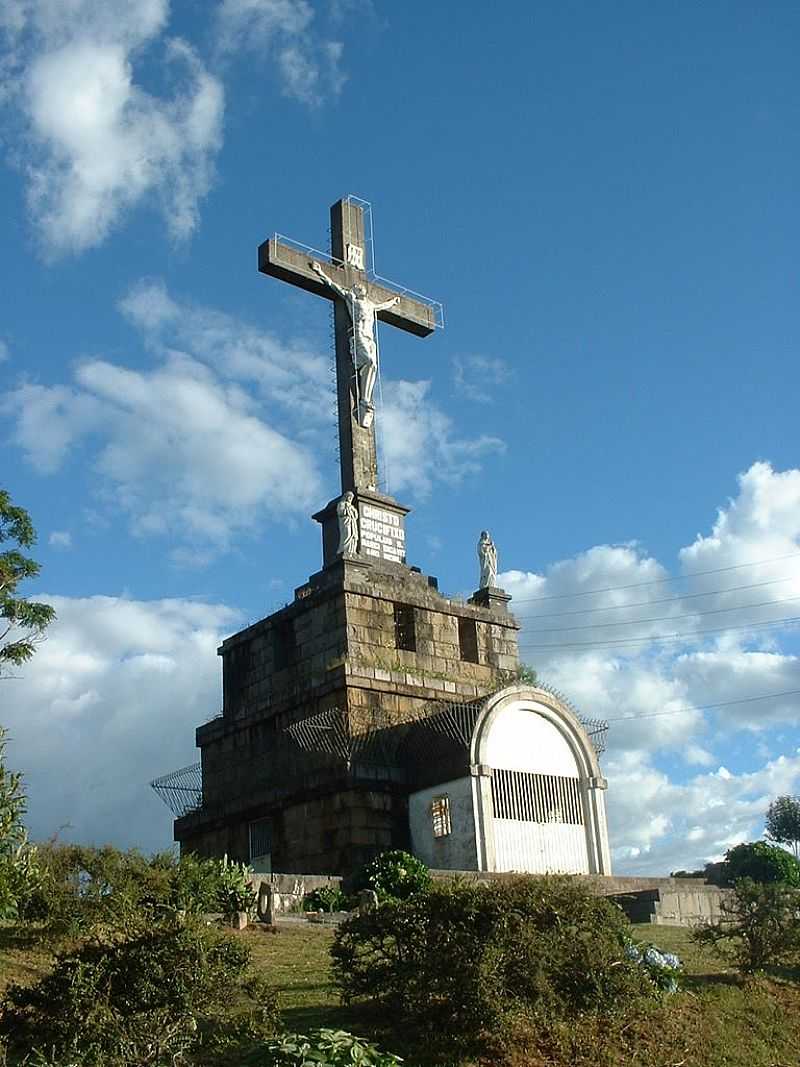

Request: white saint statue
left=310, top=261, right=399, bottom=429
left=477, top=530, right=497, bottom=589
left=337, top=491, right=359, bottom=555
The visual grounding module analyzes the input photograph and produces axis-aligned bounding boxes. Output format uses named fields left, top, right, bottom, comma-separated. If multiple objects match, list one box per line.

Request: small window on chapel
left=431, top=795, right=451, bottom=838
left=458, top=617, right=479, bottom=664
left=394, top=602, right=416, bottom=652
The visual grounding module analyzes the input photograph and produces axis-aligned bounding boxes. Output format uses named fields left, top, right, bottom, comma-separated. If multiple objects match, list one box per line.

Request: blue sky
left=2, top=0, right=799, bottom=874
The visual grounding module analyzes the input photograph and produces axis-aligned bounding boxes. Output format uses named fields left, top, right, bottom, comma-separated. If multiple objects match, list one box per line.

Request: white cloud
left=501, top=461, right=800, bottom=874
left=48, top=530, right=72, bottom=549
left=452, top=354, right=512, bottom=403
left=2, top=0, right=223, bottom=254
left=380, top=379, right=505, bottom=496
left=119, top=279, right=332, bottom=430
left=215, top=0, right=346, bottom=106
left=5, top=351, right=321, bottom=553
left=4, top=594, right=239, bottom=850
left=6, top=280, right=501, bottom=559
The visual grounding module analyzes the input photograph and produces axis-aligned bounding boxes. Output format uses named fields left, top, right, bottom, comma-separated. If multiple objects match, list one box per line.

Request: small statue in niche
left=337, top=491, right=359, bottom=555
left=477, top=530, right=497, bottom=588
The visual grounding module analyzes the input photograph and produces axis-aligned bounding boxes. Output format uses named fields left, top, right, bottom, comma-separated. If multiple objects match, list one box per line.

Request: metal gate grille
left=491, top=769, right=583, bottom=825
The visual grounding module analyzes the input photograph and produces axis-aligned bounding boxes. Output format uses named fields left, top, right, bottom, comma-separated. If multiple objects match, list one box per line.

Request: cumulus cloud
left=118, top=279, right=332, bottom=431
left=4, top=594, right=239, bottom=850
left=5, top=351, right=321, bottom=554
left=380, top=379, right=505, bottom=496
left=48, top=530, right=72, bottom=548
left=1, top=0, right=223, bottom=254
left=215, top=0, right=345, bottom=107
left=6, top=281, right=498, bottom=559
left=501, top=461, right=800, bottom=874
left=452, top=354, right=512, bottom=403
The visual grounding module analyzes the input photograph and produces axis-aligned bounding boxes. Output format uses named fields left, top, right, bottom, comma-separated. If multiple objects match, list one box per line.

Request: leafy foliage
left=623, top=940, right=683, bottom=994
left=692, top=877, right=800, bottom=973
left=216, top=856, right=258, bottom=915
left=0, top=728, right=41, bottom=920
left=354, top=850, right=431, bottom=903
left=0, top=918, right=279, bottom=1065
left=248, top=1028, right=403, bottom=1067
left=722, top=840, right=800, bottom=887
left=0, top=489, right=56, bottom=670
left=303, top=885, right=350, bottom=913
left=27, top=844, right=257, bottom=933
left=331, top=876, right=653, bottom=1054
left=765, top=795, right=800, bottom=859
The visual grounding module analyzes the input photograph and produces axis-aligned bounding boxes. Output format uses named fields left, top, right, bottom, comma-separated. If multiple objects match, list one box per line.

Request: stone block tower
left=173, top=196, right=521, bottom=874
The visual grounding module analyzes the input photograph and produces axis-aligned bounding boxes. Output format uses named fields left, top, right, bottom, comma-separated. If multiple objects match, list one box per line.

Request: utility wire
left=519, top=576, right=796, bottom=621
left=519, top=613, right=800, bottom=650
left=604, top=688, right=800, bottom=723
left=523, top=593, right=800, bottom=634
left=509, top=551, right=800, bottom=605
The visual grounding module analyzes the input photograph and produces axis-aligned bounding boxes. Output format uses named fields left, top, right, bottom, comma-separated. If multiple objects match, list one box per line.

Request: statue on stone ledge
left=478, top=530, right=497, bottom=589
left=337, top=491, right=359, bottom=555
left=310, top=260, right=400, bottom=429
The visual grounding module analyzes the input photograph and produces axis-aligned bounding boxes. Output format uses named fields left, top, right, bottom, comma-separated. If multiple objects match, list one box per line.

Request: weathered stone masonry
left=175, top=555, right=520, bottom=874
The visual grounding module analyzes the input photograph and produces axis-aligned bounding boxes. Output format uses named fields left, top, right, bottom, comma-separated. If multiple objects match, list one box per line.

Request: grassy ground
left=2, top=918, right=800, bottom=1067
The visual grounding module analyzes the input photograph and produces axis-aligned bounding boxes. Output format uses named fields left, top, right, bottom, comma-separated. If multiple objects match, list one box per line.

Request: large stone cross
left=258, top=197, right=439, bottom=493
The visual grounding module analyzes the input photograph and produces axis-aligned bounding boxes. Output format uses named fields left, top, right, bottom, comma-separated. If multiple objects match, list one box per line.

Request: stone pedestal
left=469, top=586, right=512, bottom=613
left=313, top=490, right=410, bottom=568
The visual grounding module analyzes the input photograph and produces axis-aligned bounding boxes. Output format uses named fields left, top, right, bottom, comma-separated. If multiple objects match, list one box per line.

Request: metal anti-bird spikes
left=258, top=197, right=439, bottom=495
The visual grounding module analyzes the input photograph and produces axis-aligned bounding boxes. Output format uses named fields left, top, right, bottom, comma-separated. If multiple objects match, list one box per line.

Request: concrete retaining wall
left=250, top=872, right=343, bottom=914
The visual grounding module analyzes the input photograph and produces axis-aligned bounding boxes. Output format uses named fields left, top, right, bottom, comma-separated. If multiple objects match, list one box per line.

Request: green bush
left=331, top=876, right=652, bottom=1052
left=247, top=1028, right=403, bottom=1066
left=693, top=878, right=800, bottom=973
left=354, top=849, right=431, bottom=903
left=0, top=727, right=41, bottom=920
left=722, top=841, right=800, bottom=886
left=303, top=885, right=350, bottom=913
left=0, top=917, right=279, bottom=1065
left=26, top=845, right=257, bottom=932
left=216, top=857, right=258, bottom=915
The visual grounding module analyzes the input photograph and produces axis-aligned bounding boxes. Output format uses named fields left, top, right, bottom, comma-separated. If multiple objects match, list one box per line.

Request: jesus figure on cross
left=310, top=260, right=400, bottom=428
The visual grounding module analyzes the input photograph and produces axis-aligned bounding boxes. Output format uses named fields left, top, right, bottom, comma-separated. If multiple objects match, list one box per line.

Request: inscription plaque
left=359, top=503, right=406, bottom=563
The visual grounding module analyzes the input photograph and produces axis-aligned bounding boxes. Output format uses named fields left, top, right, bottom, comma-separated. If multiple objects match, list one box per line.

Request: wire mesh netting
left=150, top=762, right=203, bottom=817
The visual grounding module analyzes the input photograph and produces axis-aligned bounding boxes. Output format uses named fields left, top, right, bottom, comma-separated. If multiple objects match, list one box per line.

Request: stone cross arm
left=258, top=236, right=437, bottom=337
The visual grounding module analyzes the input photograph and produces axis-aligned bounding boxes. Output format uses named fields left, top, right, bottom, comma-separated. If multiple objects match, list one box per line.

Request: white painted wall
left=485, top=703, right=578, bottom=775
left=409, top=776, right=477, bottom=870
left=493, top=821, right=589, bottom=874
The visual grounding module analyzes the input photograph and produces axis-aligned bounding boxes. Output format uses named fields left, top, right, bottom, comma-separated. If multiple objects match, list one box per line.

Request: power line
left=510, top=551, right=800, bottom=605
left=519, top=576, right=796, bottom=621
left=523, top=593, right=800, bottom=635
left=604, top=688, right=800, bottom=724
left=519, top=613, right=800, bottom=650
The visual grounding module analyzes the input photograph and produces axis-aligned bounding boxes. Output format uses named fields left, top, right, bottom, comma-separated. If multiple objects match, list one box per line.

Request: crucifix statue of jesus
left=258, top=197, right=440, bottom=495
left=309, top=260, right=400, bottom=429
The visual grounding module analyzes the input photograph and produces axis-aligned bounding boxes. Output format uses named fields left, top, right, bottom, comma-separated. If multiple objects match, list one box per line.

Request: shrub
left=624, top=940, right=683, bottom=993
left=331, top=876, right=653, bottom=1052
left=354, top=849, right=431, bottom=903
left=0, top=917, right=279, bottom=1065
left=0, top=727, right=41, bottom=920
left=26, top=845, right=257, bottom=932
left=248, top=1029, right=403, bottom=1066
left=303, top=885, right=349, bottom=913
left=216, top=857, right=258, bottom=915
left=693, top=877, right=800, bottom=973
left=722, top=841, right=800, bottom=886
